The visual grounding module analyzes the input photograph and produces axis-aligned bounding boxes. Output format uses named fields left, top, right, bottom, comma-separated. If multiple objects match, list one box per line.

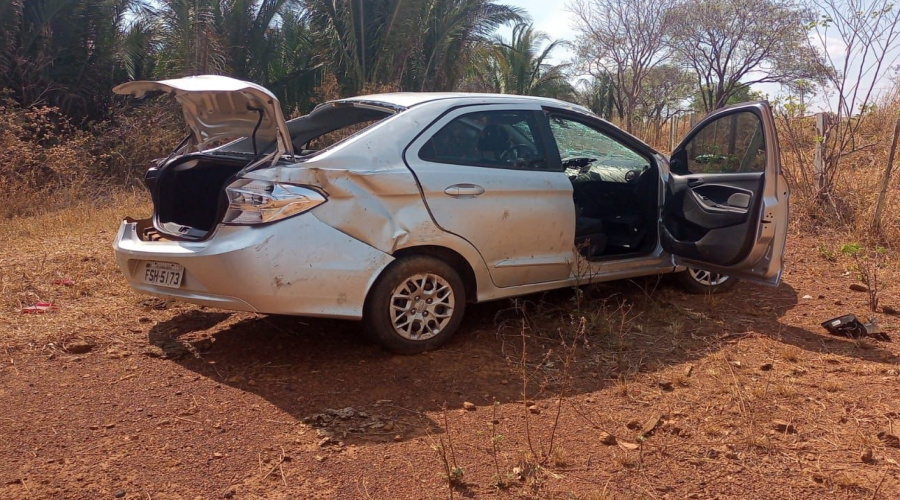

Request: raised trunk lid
left=113, top=75, right=294, bottom=157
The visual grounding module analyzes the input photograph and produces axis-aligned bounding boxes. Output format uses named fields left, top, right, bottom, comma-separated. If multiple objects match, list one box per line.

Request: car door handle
left=444, top=184, right=485, bottom=198
left=687, top=178, right=705, bottom=187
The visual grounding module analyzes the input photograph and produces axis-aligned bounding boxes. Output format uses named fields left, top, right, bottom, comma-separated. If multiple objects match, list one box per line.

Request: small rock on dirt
left=332, top=407, right=356, bottom=419
left=760, top=363, right=774, bottom=371
left=65, top=340, right=94, bottom=354
left=850, top=283, right=869, bottom=292
left=862, top=449, right=877, bottom=464
left=772, top=420, right=796, bottom=434
left=626, top=420, right=641, bottom=430
left=883, top=305, right=899, bottom=315
left=599, top=432, right=617, bottom=445
left=393, top=434, right=402, bottom=442
left=463, top=402, right=476, bottom=411
left=658, top=381, right=674, bottom=392
left=140, top=345, right=165, bottom=358
left=683, top=364, right=694, bottom=377
left=878, top=432, right=900, bottom=448
left=802, top=294, right=813, bottom=299
left=528, top=405, right=540, bottom=415
left=114, top=491, right=126, bottom=498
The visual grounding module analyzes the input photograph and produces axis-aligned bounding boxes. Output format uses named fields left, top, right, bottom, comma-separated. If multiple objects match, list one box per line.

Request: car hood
left=113, top=75, right=293, bottom=156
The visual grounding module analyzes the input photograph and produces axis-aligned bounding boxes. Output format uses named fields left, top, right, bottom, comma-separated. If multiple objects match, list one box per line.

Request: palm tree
left=413, top=0, right=524, bottom=91
left=217, top=0, right=295, bottom=81
left=302, top=0, right=523, bottom=93
left=265, top=8, right=321, bottom=111
left=479, top=22, right=573, bottom=98
left=155, top=0, right=225, bottom=77
left=0, top=0, right=142, bottom=120
left=118, top=17, right=158, bottom=81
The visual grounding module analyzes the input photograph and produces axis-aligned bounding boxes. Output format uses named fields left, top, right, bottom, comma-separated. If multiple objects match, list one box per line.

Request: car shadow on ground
left=148, top=277, right=897, bottom=445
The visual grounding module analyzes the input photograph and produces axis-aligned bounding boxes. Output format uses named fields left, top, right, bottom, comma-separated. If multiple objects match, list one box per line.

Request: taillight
left=223, top=179, right=326, bottom=225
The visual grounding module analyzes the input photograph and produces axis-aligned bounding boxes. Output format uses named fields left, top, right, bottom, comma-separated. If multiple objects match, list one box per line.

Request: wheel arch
left=386, top=246, right=478, bottom=303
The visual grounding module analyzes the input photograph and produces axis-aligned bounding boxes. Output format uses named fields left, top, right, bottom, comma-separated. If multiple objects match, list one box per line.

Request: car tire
left=675, top=268, right=738, bottom=294
left=363, top=255, right=466, bottom=354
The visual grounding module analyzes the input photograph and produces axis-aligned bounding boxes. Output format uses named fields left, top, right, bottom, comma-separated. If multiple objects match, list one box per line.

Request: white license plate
left=141, top=261, right=184, bottom=288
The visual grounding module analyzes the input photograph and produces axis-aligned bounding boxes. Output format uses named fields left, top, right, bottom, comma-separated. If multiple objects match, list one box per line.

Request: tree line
left=0, top=0, right=573, bottom=123
left=0, top=0, right=895, bottom=138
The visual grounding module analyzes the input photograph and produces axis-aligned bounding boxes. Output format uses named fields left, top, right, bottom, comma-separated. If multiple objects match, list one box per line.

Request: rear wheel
left=363, top=256, right=466, bottom=354
left=676, top=268, right=738, bottom=294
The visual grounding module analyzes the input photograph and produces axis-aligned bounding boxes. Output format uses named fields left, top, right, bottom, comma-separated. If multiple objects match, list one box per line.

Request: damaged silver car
left=113, top=75, right=789, bottom=353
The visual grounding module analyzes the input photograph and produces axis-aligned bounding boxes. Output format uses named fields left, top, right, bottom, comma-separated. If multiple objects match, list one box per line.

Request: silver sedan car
left=113, top=76, right=789, bottom=353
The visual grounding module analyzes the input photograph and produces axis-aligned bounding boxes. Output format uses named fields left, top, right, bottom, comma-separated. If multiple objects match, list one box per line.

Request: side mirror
left=670, top=148, right=689, bottom=175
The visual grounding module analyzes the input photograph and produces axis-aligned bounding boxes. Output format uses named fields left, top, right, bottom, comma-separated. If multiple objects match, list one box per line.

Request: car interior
left=548, top=114, right=658, bottom=261
left=418, top=110, right=660, bottom=261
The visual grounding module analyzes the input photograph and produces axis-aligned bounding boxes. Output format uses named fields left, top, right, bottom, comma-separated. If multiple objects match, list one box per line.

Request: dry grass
left=0, top=191, right=150, bottom=352
left=0, top=97, right=181, bottom=219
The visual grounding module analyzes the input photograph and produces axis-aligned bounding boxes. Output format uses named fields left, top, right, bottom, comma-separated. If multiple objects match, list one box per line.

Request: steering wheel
left=500, top=144, right=535, bottom=162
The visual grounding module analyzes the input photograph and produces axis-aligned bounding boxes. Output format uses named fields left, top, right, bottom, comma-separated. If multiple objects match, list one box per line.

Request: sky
left=499, top=0, right=578, bottom=65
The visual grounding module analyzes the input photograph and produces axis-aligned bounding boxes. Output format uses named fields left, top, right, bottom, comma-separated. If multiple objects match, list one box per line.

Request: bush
left=0, top=94, right=183, bottom=219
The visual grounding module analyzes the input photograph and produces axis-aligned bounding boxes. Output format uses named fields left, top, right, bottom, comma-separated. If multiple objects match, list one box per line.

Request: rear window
left=289, top=104, right=397, bottom=154
left=216, top=103, right=398, bottom=157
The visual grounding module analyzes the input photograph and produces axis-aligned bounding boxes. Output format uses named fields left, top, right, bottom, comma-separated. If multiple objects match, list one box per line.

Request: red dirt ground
left=1, top=206, right=899, bottom=499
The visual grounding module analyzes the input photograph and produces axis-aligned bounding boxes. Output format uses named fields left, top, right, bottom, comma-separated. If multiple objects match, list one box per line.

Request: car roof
left=333, top=92, right=594, bottom=115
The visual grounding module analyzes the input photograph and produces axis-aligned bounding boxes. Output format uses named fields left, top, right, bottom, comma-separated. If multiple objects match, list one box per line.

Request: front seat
left=476, top=124, right=511, bottom=162
left=575, top=216, right=606, bottom=258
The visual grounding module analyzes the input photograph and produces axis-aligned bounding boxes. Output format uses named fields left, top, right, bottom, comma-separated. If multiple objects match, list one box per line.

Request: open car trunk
left=147, top=153, right=250, bottom=240
left=116, top=76, right=401, bottom=241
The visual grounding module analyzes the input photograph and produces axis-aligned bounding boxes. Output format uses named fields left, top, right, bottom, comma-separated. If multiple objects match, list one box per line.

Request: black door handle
left=687, top=178, right=705, bottom=187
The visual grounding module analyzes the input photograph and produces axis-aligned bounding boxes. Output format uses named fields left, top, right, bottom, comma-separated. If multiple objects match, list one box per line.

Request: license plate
left=141, top=261, right=184, bottom=288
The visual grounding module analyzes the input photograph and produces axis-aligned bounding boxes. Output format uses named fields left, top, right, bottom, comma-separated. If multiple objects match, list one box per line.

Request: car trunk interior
left=150, top=153, right=249, bottom=240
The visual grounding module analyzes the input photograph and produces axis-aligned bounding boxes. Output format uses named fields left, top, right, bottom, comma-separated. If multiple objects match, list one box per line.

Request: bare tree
left=568, top=0, right=670, bottom=133
left=667, top=0, right=821, bottom=112
left=808, top=0, right=900, bottom=206
left=635, top=64, right=694, bottom=138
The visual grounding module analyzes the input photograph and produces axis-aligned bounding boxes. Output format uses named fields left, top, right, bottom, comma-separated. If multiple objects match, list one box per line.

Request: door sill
left=586, top=250, right=653, bottom=263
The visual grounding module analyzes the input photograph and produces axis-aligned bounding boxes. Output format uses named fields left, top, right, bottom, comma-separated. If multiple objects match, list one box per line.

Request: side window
left=548, top=115, right=651, bottom=181
left=419, top=110, right=548, bottom=169
left=677, top=111, right=766, bottom=174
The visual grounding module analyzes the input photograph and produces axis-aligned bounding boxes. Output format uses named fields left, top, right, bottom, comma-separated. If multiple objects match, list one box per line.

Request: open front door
left=661, top=102, right=789, bottom=285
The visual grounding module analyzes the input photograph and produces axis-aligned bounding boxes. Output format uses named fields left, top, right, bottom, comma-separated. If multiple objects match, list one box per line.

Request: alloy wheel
left=389, top=273, right=455, bottom=341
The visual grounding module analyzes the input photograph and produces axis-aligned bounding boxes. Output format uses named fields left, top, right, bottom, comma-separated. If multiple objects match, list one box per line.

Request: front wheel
left=675, top=268, right=738, bottom=294
left=363, top=256, right=466, bottom=354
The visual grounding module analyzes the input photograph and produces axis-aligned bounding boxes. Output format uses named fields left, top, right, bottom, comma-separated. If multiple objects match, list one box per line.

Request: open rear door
left=661, top=102, right=789, bottom=285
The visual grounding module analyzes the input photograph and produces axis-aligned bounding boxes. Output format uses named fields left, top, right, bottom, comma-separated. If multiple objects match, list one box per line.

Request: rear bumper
left=113, top=215, right=394, bottom=319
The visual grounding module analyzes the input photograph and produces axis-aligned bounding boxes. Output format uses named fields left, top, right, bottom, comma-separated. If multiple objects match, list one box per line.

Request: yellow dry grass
left=0, top=191, right=151, bottom=352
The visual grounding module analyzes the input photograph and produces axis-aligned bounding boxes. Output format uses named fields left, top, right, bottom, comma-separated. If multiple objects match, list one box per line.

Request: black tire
left=675, top=268, right=739, bottom=294
left=363, top=255, right=466, bottom=354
